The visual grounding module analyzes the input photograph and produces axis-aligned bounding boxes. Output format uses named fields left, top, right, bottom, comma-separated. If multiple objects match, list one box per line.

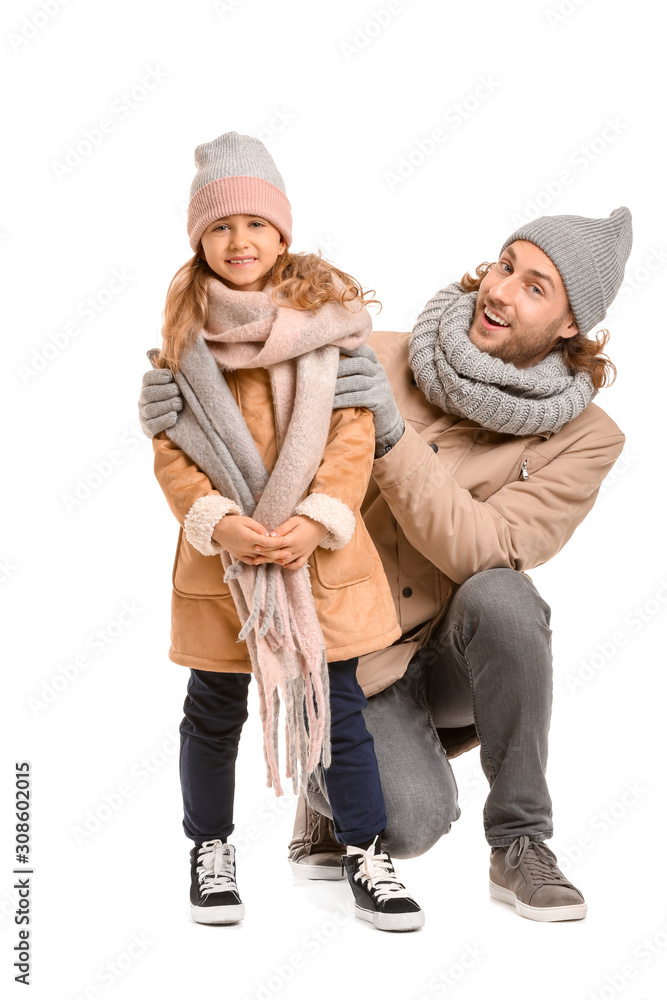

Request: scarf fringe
left=155, top=285, right=372, bottom=798
left=229, top=558, right=331, bottom=796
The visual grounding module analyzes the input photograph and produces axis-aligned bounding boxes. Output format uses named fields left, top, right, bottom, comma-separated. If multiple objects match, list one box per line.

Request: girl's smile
left=226, top=256, right=258, bottom=268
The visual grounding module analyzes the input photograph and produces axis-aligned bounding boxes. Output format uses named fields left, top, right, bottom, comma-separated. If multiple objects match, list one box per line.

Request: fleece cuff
left=183, top=494, right=243, bottom=556
left=294, top=492, right=356, bottom=550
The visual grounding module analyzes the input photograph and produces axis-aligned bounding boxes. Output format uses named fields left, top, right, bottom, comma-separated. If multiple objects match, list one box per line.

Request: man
left=139, top=207, right=631, bottom=922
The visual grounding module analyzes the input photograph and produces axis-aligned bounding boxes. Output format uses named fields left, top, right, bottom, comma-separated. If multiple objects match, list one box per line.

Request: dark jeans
left=179, top=656, right=387, bottom=846
left=305, top=568, right=554, bottom=857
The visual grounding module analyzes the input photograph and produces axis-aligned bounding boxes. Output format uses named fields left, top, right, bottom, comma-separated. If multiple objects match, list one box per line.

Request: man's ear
left=560, top=309, right=579, bottom=340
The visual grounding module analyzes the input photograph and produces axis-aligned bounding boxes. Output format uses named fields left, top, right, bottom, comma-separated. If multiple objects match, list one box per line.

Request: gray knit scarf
left=149, top=277, right=371, bottom=797
left=148, top=337, right=335, bottom=797
left=409, top=283, right=596, bottom=435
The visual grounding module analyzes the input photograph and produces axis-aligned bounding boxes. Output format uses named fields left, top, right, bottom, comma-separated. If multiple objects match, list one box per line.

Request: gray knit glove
left=334, top=345, right=405, bottom=458
left=138, top=367, right=182, bottom=438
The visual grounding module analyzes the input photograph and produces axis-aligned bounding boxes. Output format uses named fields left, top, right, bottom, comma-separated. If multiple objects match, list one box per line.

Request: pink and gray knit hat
left=187, top=131, right=293, bottom=252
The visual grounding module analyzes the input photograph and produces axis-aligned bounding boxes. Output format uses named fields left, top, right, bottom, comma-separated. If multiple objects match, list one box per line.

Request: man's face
left=469, top=240, right=579, bottom=367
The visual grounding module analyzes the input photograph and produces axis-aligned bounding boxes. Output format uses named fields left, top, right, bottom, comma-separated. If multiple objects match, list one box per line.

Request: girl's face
left=200, top=215, right=286, bottom=292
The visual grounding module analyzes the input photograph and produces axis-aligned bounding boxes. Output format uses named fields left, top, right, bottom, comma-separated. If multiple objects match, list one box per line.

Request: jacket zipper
left=518, top=459, right=529, bottom=481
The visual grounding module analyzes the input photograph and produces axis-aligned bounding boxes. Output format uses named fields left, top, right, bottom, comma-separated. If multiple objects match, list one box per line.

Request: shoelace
left=310, top=813, right=324, bottom=847
left=196, top=840, right=237, bottom=898
left=310, top=813, right=336, bottom=850
left=504, top=836, right=569, bottom=886
left=353, top=838, right=413, bottom=904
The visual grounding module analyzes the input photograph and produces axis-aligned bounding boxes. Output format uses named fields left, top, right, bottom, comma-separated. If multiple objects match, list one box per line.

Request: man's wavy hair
left=460, top=261, right=617, bottom=390
left=156, top=249, right=381, bottom=373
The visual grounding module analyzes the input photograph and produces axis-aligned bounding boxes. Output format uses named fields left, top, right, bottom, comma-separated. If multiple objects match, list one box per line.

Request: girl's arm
left=152, top=431, right=241, bottom=555
left=154, top=399, right=375, bottom=566
left=260, top=404, right=374, bottom=570
left=152, top=431, right=284, bottom=564
left=152, top=431, right=223, bottom=524
left=292, top=404, right=375, bottom=550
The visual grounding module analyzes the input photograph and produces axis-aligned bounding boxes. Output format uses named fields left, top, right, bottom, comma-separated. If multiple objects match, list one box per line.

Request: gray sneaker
left=489, top=836, right=587, bottom=922
left=288, top=793, right=345, bottom=880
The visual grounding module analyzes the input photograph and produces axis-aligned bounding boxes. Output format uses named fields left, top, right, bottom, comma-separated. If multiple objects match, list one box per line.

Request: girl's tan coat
left=152, top=365, right=401, bottom=671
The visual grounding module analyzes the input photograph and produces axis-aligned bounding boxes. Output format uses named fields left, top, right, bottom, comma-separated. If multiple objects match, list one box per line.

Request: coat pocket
left=172, top=528, right=233, bottom=599
left=311, top=519, right=374, bottom=590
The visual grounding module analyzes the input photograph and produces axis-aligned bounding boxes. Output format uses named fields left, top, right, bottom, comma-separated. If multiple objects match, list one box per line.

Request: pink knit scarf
left=202, top=276, right=371, bottom=794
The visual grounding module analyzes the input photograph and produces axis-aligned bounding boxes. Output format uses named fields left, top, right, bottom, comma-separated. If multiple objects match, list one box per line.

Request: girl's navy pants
left=179, top=657, right=387, bottom=846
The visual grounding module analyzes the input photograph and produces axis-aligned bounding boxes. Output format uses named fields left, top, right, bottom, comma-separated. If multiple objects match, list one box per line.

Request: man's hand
left=334, top=344, right=405, bottom=457
left=138, top=368, right=182, bottom=438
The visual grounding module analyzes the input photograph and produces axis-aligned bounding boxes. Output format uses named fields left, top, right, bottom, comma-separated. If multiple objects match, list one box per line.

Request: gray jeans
left=306, top=567, right=554, bottom=857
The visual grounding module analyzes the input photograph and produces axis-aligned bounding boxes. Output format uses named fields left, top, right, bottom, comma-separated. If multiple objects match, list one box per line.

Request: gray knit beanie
left=187, top=131, right=292, bottom=252
left=499, top=207, right=632, bottom=334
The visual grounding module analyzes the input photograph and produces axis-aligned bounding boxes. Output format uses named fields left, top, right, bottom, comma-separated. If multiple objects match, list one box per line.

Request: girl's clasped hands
left=212, top=514, right=327, bottom=570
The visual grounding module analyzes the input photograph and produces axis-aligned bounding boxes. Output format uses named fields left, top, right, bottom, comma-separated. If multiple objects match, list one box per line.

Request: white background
left=2, top=1, right=665, bottom=998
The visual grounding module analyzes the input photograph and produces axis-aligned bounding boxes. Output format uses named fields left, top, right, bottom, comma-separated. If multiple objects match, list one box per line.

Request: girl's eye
left=249, top=221, right=264, bottom=228
left=499, top=261, right=511, bottom=273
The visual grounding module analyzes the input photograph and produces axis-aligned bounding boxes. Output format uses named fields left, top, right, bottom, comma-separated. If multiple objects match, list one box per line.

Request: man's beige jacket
left=356, top=330, right=625, bottom=710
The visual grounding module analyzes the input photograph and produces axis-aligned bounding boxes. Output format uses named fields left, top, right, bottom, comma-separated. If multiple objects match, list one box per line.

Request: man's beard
left=472, top=312, right=565, bottom=367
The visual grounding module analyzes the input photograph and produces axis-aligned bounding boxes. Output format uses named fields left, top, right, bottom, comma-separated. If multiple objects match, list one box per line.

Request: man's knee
left=435, top=569, right=553, bottom=699
left=381, top=769, right=460, bottom=859
left=450, top=568, right=552, bottom=634
left=383, top=796, right=459, bottom=859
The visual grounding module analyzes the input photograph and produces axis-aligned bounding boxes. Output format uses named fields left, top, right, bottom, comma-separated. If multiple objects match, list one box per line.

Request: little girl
left=146, top=131, right=423, bottom=932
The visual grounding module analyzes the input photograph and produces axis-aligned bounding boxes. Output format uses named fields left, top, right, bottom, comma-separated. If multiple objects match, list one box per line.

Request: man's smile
left=481, top=303, right=511, bottom=329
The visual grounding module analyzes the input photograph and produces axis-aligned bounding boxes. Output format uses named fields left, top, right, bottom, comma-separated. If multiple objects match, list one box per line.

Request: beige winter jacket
left=355, top=330, right=626, bottom=704
left=152, top=365, right=401, bottom=671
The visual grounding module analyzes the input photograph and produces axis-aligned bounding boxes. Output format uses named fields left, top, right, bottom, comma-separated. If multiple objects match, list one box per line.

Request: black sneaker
left=189, top=840, right=245, bottom=924
left=341, top=835, right=424, bottom=931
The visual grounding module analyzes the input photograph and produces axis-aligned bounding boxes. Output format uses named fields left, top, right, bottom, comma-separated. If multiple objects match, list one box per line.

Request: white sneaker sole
left=289, top=859, right=345, bottom=881
left=354, top=903, right=425, bottom=932
left=489, top=881, right=588, bottom=922
left=191, top=902, right=245, bottom=924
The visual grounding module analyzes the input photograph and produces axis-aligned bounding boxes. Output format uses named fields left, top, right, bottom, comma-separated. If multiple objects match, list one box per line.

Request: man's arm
left=371, top=419, right=626, bottom=583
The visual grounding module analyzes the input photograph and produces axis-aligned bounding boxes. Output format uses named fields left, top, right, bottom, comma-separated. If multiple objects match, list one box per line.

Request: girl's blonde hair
left=461, top=261, right=617, bottom=390
left=157, top=249, right=381, bottom=373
